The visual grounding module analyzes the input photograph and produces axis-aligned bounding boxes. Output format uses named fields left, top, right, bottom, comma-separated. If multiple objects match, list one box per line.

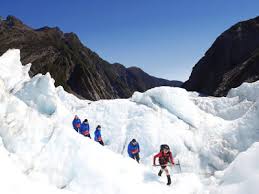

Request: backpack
left=160, top=144, right=170, bottom=152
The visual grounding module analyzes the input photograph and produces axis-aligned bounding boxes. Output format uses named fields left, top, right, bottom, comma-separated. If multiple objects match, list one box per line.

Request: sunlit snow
left=0, top=49, right=258, bottom=194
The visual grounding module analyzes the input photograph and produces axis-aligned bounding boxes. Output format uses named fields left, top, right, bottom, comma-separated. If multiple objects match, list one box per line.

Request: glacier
left=0, top=49, right=259, bottom=194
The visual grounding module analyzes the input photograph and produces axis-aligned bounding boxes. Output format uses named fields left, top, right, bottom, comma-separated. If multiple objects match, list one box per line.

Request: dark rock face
left=183, top=16, right=259, bottom=96
left=0, top=16, right=181, bottom=100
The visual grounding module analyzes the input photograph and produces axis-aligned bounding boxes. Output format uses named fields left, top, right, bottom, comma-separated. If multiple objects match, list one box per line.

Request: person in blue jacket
left=80, top=119, right=91, bottom=138
left=128, top=139, right=140, bottom=163
left=94, top=125, right=104, bottom=146
left=72, top=115, right=81, bottom=133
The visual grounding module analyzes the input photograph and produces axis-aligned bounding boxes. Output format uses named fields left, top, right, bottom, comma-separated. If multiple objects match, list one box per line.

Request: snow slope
left=210, top=142, right=259, bottom=194
left=0, top=49, right=259, bottom=194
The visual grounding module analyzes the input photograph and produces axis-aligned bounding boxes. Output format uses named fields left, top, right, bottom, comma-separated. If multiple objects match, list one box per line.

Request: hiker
left=153, top=144, right=174, bottom=185
left=127, top=139, right=140, bottom=163
left=72, top=115, right=81, bottom=133
left=80, top=119, right=91, bottom=138
left=94, top=125, right=104, bottom=145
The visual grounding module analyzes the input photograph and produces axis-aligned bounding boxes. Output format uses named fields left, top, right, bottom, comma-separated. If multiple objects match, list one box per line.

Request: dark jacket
left=80, top=122, right=90, bottom=135
left=127, top=141, right=140, bottom=157
left=94, top=128, right=102, bottom=142
left=72, top=118, right=81, bottom=132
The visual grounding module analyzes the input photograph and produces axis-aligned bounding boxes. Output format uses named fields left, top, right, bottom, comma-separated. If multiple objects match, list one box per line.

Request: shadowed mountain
left=183, top=16, right=259, bottom=96
left=0, top=15, right=181, bottom=100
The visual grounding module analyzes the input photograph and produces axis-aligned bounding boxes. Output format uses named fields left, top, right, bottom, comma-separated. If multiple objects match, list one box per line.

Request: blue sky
left=1, top=0, right=259, bottom=81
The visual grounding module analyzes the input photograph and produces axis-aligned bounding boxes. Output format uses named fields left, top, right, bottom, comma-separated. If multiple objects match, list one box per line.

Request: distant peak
left=36, top=26, right=62, bottom=33
left=6, top=15, right=24, bottom=26
left=128, top=66, right=144, bottom=72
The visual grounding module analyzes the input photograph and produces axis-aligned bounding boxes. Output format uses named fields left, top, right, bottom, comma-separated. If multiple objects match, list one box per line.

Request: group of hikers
left=72, top=115, right=104, bottom=145
left=72, top=115, right=175, bottom=186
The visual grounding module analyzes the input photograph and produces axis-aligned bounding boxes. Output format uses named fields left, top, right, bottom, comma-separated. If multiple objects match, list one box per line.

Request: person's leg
left=158, top=166, right=165, bottom=176
left=99, top=140, right=104, bottom=146
left=135, top=153, right=140, bottom=163
left=164, top=167, right=169, bottom=176
left=158, top=169, right=163, bottom=176
left=166, top=175, right=171, bottom=185
left=164, top=167, right=171, bottom=185
left=132, top=154, right=137, bottom=162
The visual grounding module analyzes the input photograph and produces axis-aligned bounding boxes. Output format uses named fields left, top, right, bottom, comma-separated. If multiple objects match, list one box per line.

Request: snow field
left=0, top=49, right=259, bottom=194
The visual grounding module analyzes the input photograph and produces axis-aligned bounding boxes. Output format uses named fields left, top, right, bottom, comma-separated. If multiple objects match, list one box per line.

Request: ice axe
left=153, top=164, right=174, bottom=167
left=175, top=159, right=182, bottom=173
left=153, top=160, right=182, bottom=172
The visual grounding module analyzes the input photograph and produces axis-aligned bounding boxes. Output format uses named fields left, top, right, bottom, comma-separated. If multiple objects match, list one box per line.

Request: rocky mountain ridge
left=183, top=16, right=259, bottom=96
left=0, top=15, right=181, bottom=100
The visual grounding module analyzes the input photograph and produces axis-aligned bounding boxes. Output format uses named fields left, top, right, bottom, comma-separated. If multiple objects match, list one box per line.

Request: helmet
left=84, top=119, right=88, bottom=122
left=97, top=125, right=101, bottom=129
left=160, top=144, right=170, bottom=151
left=131, top=139, right=137, bottom=145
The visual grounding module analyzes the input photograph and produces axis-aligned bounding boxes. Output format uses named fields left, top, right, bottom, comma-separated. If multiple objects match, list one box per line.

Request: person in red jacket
left=153, top=144, right=174, bottom=185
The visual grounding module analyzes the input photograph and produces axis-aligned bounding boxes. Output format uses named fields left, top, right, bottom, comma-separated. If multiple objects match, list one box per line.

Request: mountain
left=183, top=16, right=259, bottom=96
left=0, top=15, right=182, bottom=100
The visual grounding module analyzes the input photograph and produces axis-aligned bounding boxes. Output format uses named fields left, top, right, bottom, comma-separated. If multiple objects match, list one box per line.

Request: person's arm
left=79, top=124, right=83, bottom=134
left=72, top=120, right=77, bottom=129
left=127, top=144, right=131, bottom=155
left=137, top=144, right=140, bottom=153
left=169, top=152, right=174, bottom=165
left=94, top=130, right=97, bottom=140
left=98, top=131, right=102, bottom=141
left=75, top=120, right=81, bottom=129
left=131, top=146, right=139, bottom=154
left=153, top=152, right=161, bottom=165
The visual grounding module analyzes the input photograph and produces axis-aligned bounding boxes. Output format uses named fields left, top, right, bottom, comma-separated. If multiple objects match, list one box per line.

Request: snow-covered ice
left=0, top=49, right=259, bottom=194
left=210, top=142, right=259, bottom=194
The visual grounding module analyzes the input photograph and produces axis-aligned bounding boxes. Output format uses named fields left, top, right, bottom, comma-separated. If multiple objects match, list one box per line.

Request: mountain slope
left=0, top=15, right=181, bottom=100
left=183, top=16, right=259, bottom=96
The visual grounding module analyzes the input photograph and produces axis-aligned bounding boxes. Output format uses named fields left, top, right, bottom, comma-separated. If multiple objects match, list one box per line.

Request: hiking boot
left=167, top=175, right=171, bottom=185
